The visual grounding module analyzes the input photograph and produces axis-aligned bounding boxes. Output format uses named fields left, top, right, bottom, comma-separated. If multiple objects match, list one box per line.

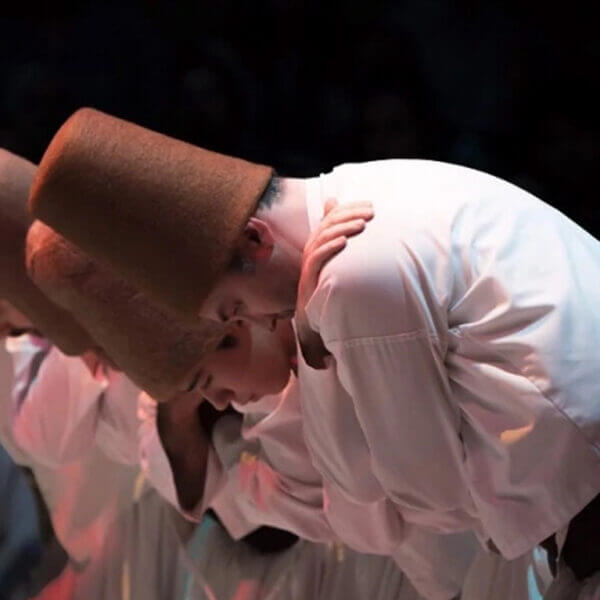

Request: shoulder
left=307, top=230, right=447, bottom=344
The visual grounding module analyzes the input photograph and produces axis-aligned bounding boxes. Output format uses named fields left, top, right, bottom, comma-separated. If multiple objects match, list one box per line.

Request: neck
left=256, top=177, right=310, bottom=254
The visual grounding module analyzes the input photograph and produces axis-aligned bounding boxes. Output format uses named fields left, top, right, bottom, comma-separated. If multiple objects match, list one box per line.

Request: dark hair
left=255, top=174, right=281, bottom=211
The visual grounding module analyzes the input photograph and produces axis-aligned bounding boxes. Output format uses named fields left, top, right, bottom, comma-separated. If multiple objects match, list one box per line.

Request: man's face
left=183, top=318, right=295, bottom=411
left=0, top=299, right=32, bottom=337
left=199, top=263, right=298, bottom=330
left=199, top=271, right=296, bottom=330
left=198, top=217, right=301, bottom=329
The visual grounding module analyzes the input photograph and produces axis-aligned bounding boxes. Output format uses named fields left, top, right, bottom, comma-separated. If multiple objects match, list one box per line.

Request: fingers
left=322, top=198, right=373, bottom=220
left=324, top=199, right=372, bottom=210
left=323, top=202, right=373, bottom=221
left=303, top=236, right=347, bottom=288
left=297, top=199, right=373, bottom=317
left=303, top=200, right=373, bottom=279
left=309, top=218, right=366, bottom=251
left=317, top=204, right=374, bottom=232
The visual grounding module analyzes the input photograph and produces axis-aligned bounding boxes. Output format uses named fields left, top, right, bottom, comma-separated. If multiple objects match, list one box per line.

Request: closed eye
left=185, top=371, right=202, bottom=393
left=218, top=302, right=243, bottom=322
left=203, top=374, right=213, bottom=390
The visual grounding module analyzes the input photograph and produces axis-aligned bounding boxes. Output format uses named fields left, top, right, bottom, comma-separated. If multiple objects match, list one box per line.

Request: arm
left=302, top=239, right=478, bottom=532
left=332, top=332, right=477, bottom=531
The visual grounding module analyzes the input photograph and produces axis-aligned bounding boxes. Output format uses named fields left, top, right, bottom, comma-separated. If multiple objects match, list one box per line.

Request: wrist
left=298, top=328, right=330, bottom=370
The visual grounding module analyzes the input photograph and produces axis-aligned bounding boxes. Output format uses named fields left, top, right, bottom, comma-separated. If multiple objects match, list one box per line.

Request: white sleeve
left=137, top=392, right=224, bottom=522
left=305, top=252, right=478, bottom=532
left=8, top=334, right=108, bottom=467
left=332, top=335, right=478, bottom=532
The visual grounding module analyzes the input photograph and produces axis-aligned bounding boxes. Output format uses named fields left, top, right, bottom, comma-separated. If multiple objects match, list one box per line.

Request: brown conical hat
left=0, top=148, right=95, bottom=355
left=26, top=220, right=224, bottom=401
left=28, top=107, right=273, bottom=317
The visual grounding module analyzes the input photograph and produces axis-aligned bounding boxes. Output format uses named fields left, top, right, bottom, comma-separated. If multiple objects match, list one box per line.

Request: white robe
left=140, top=378, right=493, bottom=599
left=1, top=336, right=139, bottom=565
left=2, top=337, right=422, bottom=598
left=29, top=486, right=191, bottom=600
left=181, top=513, right=422, bottom=600
left=7, top=334, right=140, bottom=468
left=0, top=320, right=560, bottom=598
left=299, top=160, right=600, bottom=564
left=142, top=381, right=557, bottom=599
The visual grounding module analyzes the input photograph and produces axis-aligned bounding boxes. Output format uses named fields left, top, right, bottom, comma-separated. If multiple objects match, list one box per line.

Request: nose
left=204, top=388, right=236, bottom=411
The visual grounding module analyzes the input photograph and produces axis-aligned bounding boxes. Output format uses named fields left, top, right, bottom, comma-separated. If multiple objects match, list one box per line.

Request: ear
left=237, top=217, right=274, bottom=263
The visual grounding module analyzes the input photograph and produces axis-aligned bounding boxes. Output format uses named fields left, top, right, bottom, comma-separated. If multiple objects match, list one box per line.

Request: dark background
left=1, top=0, right=598, bottom=232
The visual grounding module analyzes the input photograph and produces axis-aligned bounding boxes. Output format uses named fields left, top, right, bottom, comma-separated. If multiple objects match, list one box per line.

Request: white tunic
left=138, top=380, right=334, bottom=543
left=0, top=336, right=139, bottom=564
left=140, top=377, right=482, bottom=599
left=300, top=159, right=600, bottom=560
left=29, top=487, right=192, bottom=600
left=8, top=334, right=140, bottom=468
left=182, top=513, right=423, bottom=600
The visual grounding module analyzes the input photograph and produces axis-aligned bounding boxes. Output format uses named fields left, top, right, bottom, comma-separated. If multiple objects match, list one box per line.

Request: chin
left=211, top=400, right=230, bottom=411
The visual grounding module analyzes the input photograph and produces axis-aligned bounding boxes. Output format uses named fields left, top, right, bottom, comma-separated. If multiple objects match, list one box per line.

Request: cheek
left=246, top=279, right=279, bottom=313
left=255, top=349, right=291, bottom=394
left=218, top=362, right=244, bottom=393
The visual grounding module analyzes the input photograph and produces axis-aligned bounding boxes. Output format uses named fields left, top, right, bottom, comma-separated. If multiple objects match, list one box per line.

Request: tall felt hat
left=0, top=148, right=95, bottom=354
left=29, top=107, right=273, bottom=316
left=26, top=220, right=224, bottom=401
